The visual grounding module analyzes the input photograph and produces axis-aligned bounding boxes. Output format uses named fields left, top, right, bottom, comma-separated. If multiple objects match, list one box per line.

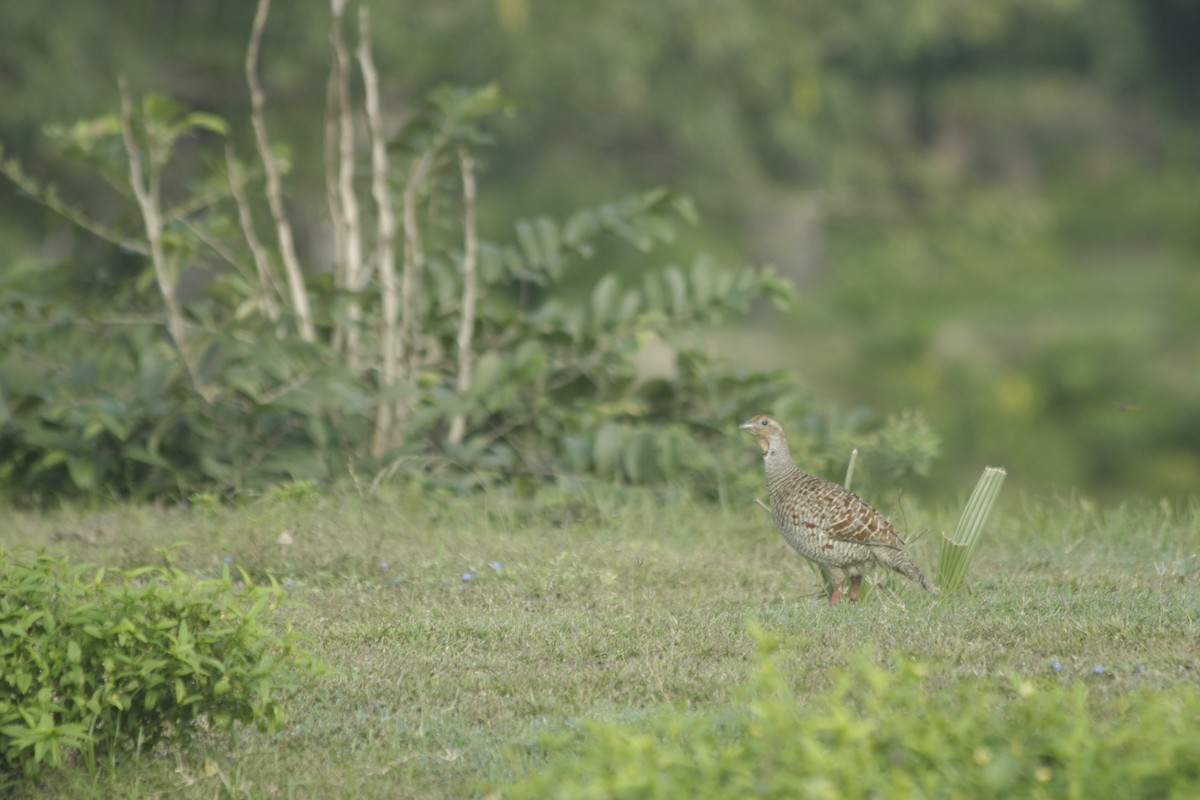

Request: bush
left=506, top=627, right=1200, bottom=798
left=0, top=549, right=318, bottom=783
left=0, top=6, right=942, bottom=503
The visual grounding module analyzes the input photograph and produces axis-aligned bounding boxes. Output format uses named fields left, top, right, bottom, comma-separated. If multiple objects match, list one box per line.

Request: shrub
left=0, top=549, right=319, bottom=783
left=0, top=5, right=940, bottom=503
left=506, top=627, right=1200, bottom=798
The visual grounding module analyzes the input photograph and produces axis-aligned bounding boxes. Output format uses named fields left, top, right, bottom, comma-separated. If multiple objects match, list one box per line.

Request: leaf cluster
left=0, top=550, right=319, bottom=785
left=0, top=70, right=939, bottom=502
left=0, top=281, right=370, bottom=500
left=507, top=628, right=1200, bottom=798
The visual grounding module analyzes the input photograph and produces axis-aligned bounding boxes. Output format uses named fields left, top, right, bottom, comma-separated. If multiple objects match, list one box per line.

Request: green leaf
left=66, top=457, right=98, bottom=491
left=690, top=257, right=715, bottom=306
left=516, top=220, right=544, bottom=266
left=480, top=244, right=505, bottom=283
left=471, top=352, right=506, bottom=395
left=621, top=433, right=650, bottom=483
left=563, top=210, right=600, bottom=248
left=671, top=193, right=699, bottom=225
left=590, top=274, right=620, bottom=325
left=124, top=447, right=174, bottom=470
left=617, top=290, right=641, bottom=322
left=593, top=423, right=624, bottom=480
left=535, top=216, right=563, bottom=277
left=141, top=93, right=186, bottom=123
left=656, top=431, right=678, bottom=479
left=181, top=112, right=229, bottom=136
left=305, top=415, right=330, bottom=450
left=562, top=434, right=592, bottom=472
left=663, top=266, right=688, bottom=318
left=514, top=340, right=548, bottom=381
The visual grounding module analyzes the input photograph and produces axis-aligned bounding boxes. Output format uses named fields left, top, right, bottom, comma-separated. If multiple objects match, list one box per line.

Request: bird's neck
left=762, top=436, right=796, bottom=471
left=763, top=440, right=802, bottom=502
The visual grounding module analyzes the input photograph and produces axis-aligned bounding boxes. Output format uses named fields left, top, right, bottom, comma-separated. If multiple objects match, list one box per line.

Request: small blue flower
left=490, top=561, right=503, bottom=571
left=380, top=561, right=390, bottom=569
left=223, top=555, right=234, bottom=565
left=1092, top=666, right=1105, bottom=674
left=1136, top=665, right=1145, bottom=673
left=1051, top=661, right=1063, bottom=672
left=462, top=571, right=474, bottom=582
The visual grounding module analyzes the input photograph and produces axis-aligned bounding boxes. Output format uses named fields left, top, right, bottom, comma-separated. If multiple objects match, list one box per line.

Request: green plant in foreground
left=0, top=549, right=319, bottom=784
left=506, top=624, right=1200, bottom=799
left=938, top=466, right=1007, bottom=593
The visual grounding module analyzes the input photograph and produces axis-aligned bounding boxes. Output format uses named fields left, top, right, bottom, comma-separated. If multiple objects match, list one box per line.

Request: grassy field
left=3, top=483, right=1198, bottom=798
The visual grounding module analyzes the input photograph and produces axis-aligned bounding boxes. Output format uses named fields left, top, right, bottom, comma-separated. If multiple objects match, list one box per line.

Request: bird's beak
left=737, top=420, right=754, bottom=431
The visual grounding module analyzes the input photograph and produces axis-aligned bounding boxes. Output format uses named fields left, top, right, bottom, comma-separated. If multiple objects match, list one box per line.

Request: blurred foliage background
left=1, top=0, right=1198, bottom=502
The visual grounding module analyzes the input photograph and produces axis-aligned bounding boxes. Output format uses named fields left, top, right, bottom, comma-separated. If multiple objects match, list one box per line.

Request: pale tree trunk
left=356, top=6, right=402, bottom=457
left=246, top=0, right=316, bottom=343
left=324, top=62, right=347, bottom=353
left=447, top=148, right=479, bottom=445
left=330, top=0, right=365, bottom=369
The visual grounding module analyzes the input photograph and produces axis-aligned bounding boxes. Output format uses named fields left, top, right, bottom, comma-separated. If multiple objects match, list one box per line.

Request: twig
left=447, top=147, right=479, bottom=444
left=88, top=314, right=167, bottom=326
left=246, top=0, right=316, bottom=342
left=0, top=153, right=149, bottom=256
left=225, top=143, right=282, bottom=323
left=356, top=5, right=401, bottom=456
left=254, top=368, right=318, bottom=406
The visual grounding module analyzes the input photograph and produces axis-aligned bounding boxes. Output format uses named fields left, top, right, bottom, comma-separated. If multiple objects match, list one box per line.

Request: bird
left=739, top=414, right=937, bottom=606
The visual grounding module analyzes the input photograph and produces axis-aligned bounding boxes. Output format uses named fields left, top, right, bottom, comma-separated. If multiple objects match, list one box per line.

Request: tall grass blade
left=843, top=448, right=859, bottom=492
left=938, top=466, right=1007, bottom=593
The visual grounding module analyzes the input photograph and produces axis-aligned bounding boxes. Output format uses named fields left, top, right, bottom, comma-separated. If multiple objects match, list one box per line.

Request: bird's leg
left=849, top=575, right=862, bottom=603
left=829, top=582, right=844, bottom=607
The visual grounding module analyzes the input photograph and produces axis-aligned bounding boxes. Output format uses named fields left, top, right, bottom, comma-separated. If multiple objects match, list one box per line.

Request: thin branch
left=246, top=0, right=316, bottom=342
left=356, top=6, right=401, bottom=456
left=225, top=143, right=282, bottom=323
left=88, top=313, right=167, bottom=326
left=117, top=76, right=213, bottom=402
left=0, top=155, right=149, bottom=255
left=174, top=215, right=252, bottom=282
left=255, top=368, right=319, bottom=406
left=447, top=147, right=479, bottom=444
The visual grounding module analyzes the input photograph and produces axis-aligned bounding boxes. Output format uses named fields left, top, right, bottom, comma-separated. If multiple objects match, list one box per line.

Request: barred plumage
left=740, top=414, right=937, bottom=606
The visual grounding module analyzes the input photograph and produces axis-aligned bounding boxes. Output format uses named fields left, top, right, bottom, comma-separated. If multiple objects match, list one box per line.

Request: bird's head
left=738, top=414, right=786, bottom=456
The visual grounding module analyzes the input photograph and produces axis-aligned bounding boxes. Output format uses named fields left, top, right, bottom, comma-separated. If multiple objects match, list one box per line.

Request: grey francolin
left=739, top=414, right=937, bottom=606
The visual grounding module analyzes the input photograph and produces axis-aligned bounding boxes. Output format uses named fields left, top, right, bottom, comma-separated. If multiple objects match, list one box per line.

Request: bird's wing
left=824, top=487, right=908, bottom=551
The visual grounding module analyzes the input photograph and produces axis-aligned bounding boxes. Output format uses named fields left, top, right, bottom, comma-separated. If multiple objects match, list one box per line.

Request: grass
left=2, top=484, right=1198, bottom=798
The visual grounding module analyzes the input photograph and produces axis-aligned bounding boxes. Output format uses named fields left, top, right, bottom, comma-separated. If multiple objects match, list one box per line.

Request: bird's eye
left=760, top=419, right=768, bottom=426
